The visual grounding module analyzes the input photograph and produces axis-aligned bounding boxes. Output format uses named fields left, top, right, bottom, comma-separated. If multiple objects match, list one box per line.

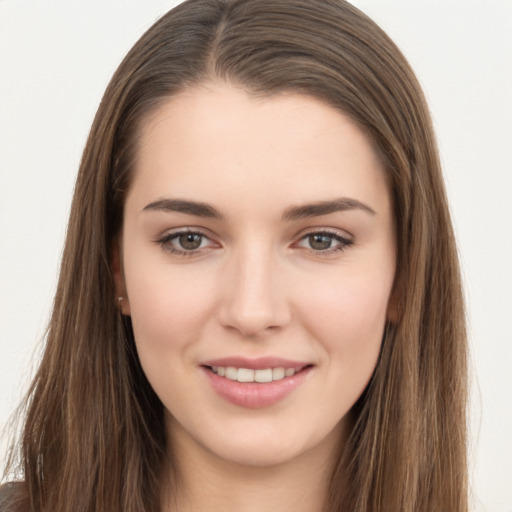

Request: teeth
left=237, top=368, right=255, bottom=382
left=210, top=365, right=299, bottom=383
left=272, top=367, right=285, bottom=380
left=255, top=368, right=272, bottom=383
left=225, top=367, right=238, bottom=380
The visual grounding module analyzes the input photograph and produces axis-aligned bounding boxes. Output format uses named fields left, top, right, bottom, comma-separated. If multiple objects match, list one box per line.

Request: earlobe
left=112, top=242, right=131, bottom=316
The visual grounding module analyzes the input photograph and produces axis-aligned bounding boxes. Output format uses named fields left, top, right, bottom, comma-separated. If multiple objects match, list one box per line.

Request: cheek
left=301, top=266, right=393, bottom=363
left=123, top=251, right=218, bottom=356
left=123, top=263, right=221, bottom=409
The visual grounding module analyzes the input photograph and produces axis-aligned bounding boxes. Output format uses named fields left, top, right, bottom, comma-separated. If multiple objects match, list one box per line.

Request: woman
left=1, top=0, right=468, bottom=510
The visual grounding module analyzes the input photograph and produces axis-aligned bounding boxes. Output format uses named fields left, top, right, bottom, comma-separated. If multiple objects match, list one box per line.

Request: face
left=115, top=82, right=396, bottom=468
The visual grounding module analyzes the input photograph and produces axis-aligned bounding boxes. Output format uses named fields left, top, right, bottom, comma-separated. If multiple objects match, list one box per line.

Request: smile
left=201, top=359, right=313, bottom=408
left=209, top=366, right=300, bottom=383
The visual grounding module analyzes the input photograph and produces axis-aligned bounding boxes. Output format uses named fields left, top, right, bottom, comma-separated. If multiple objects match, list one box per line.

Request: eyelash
left=155, top=228, right=353, bottom=257
left=156, top=228, right=215, bottom=257
left=294, top=230, right=353, bottom=254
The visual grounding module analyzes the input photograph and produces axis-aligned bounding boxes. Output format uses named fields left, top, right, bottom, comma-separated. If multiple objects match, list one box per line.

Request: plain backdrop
left=0, top=1, right=511, bottom=510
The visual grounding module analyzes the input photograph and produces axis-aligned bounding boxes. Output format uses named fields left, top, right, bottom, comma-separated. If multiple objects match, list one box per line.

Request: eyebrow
left=141, top=196, right=376, bottom=220
left=142, top=198, right=224, bottom=219
left=282, top=197, right=376, bottom=221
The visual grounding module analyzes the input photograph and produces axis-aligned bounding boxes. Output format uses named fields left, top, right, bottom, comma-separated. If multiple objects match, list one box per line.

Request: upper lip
left=201, top=356, right=311, bottom=371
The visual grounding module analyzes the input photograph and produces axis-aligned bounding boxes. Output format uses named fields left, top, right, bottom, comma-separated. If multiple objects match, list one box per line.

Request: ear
left=112, top=240, right=131, bottom=316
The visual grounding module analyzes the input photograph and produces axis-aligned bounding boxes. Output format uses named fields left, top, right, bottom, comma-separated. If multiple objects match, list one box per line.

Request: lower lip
left=202, top=366, right=312, bottom=409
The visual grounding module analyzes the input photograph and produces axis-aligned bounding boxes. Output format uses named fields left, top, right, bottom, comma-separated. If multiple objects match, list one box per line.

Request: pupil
left=309, top=234, right=332, bottom=250
left=179, top=233, right=202, bottom=250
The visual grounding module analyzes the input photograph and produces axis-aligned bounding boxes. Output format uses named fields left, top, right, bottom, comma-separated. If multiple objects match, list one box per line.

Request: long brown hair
left=2, top=1, right=468, bottom=510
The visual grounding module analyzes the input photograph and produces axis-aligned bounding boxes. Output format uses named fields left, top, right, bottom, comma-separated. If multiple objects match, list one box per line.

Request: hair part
left=3, top=1, right=467, bottom=510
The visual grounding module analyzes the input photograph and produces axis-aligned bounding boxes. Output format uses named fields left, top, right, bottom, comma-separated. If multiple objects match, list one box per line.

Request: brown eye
left=157, top=230, right=214, bottom=255
left=308, top=234, right=334, bottom=251
left=178, top=233, right=203, bottom=250
left=295, top=231, right=353, bottom=254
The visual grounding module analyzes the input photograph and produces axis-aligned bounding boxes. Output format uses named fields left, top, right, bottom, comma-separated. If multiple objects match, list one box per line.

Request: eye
left=296, top=230, right=353, bottom=253
left=176, top=233, right=204, bottom=250
left=156, top=229, right=216, bottom=255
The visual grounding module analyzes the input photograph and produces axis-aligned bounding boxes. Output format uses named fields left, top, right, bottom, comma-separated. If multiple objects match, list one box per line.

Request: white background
left=0, top=1, right=511, bottom=510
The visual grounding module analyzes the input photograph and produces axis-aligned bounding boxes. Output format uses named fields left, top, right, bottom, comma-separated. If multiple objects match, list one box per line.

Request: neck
left=161, top=419, right=347, bottom=512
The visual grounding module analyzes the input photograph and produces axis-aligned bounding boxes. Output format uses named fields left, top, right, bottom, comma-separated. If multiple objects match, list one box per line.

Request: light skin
left=114, top=81, right=396, bottom=511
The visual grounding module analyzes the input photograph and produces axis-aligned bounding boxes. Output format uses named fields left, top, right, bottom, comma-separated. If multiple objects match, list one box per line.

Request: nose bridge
left=219, top=238, right=289, bottom=337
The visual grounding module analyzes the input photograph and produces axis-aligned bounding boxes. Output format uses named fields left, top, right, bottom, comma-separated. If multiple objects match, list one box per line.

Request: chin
left=173, top=412, right=345, bottom=471
left=213, top=439, right=306, bottom=468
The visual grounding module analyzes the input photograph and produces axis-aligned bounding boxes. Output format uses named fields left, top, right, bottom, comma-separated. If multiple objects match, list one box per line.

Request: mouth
left=200, top=358, right=314, bottom=408
left=205, top=365, right=311, bottom=383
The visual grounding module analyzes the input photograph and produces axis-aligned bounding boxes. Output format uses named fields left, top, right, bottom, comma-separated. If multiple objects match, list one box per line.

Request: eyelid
left=293, top=228, right=354, bottom=253
left=155, top=227, right=219, bottom=256
left=154, top=226, right=353, bottom=257
left=296, top=226, right=353, bottom=241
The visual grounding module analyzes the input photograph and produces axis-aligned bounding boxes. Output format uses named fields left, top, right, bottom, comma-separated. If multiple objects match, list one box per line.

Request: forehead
left=128, top=81, right=391, bottom=216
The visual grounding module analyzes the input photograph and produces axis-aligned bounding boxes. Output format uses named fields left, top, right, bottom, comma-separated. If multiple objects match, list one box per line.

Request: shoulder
left=0, top=482, right=28, bottom=512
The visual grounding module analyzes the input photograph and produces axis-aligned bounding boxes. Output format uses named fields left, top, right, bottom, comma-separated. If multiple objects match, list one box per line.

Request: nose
left=218, top=245, right=291, bottom=338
